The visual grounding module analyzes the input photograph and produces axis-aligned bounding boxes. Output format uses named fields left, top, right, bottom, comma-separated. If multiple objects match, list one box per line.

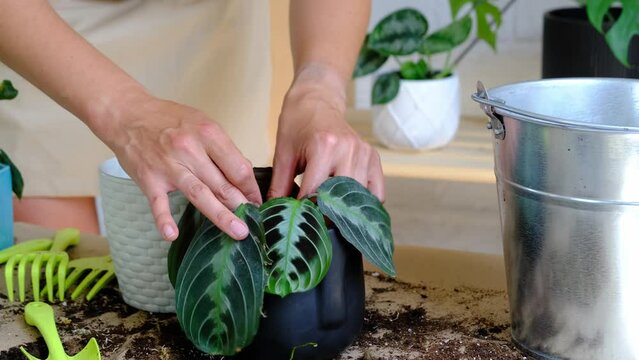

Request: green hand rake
left=3, top=228, right=79, bottom=302
left=41, top=255, right=115, bottom=301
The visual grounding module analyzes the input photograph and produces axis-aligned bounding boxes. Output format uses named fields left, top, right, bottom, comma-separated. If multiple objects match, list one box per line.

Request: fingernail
left=230, top=220, right=249, bottom=239
left=163, top=225, right=176, bottom=240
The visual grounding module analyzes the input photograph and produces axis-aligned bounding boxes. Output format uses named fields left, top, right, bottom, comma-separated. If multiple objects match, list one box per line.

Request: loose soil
left=0, top=273, right=528, bottom=359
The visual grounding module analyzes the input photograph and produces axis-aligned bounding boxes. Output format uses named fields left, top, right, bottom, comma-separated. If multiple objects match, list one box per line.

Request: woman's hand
left=268, top=65, right=384, bottom=202
left=100, top=93, right=262, bottom=241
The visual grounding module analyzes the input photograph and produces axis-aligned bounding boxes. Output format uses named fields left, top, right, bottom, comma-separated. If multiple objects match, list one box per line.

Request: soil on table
left=0, top=273, right=528, bottom=359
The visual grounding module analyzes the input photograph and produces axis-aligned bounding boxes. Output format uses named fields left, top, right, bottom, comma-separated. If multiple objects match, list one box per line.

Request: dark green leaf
left=372, top=72, right=400, bottom=105
left=399, top=59, right=429, bottom=80
left=0, top=149, right=23, bottom=198
left=587, top=0, right=639, bottom=67
left=586, top=0, right=615, bottom=33
left=167, top=203, right=206, bottom=287
left=475, top=2, right=502, bottom=50
left=0, top=80, right=17, bottom=100
left=260, top=197, right=331, bottom=297
left=449, top=0, right=473, bottom=18
left=175, top=204, right=267, bottom=356
left=317, top=177, right=396, bottom=277
left=353, top=36, right=389, bottom=78
left=420, top=16, right=472, bottom=55
left=368, top=8, right=429, bottom=55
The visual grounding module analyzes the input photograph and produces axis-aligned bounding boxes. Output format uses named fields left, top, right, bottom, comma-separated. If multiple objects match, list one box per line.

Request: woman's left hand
left=268, top=65, right=384, bottom=202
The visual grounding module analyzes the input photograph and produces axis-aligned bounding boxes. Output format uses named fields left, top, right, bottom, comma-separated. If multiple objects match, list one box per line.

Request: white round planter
left=373, top=73, right=461, bottom=150
left=99, top=157, right=188, bottom=313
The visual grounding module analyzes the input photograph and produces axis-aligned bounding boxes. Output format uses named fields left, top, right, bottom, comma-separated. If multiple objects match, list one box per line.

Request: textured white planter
left=99, top=157, right=188, bottom=313
left=373, top=73, right=461, bottom=150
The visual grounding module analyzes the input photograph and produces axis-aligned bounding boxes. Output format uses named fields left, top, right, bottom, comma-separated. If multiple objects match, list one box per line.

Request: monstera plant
left=167, top=176, right=395, bottom=356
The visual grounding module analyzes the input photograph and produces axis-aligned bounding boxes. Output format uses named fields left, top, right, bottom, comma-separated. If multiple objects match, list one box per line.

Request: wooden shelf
left=347, top=109, right=496, bottom=184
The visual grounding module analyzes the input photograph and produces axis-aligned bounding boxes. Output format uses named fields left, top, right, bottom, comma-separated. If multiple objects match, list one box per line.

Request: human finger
left=176, top=171, right=249, bottom=240
left=188, top=152, right=250, bottom=211
left=367, top=151, right=385, bottom=202
left=201, top=123, right=262, bottom=205
left=144, top=185, right=179, bottom=241
left=268, top=149, right=297, bottom=199
left=297, top=154, right=333, bottom=198
left=334, top=146, right=369, bottom=186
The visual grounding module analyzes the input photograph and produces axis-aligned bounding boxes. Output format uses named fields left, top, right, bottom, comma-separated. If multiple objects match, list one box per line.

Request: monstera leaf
left=317, top=177, right=396, bottom=277
left=587, top=0, right=639, bottom=67
left=260, top=197, right=332, bottom=297
left=448, top=0, right=501, bottom=50
left=174, top=204, right=267, bottom=356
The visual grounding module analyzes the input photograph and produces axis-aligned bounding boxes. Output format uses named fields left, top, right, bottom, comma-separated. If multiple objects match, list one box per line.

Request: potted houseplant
left=542, top=0, right=639, bottom=78
left=0, top=79, right=22, bottom=250
left=353, top=2, right=504, bottom=150
left=167, top=168, right=395, bottom=359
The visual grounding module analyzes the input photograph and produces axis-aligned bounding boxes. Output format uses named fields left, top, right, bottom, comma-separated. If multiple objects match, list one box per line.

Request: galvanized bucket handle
left=473, top=81, right=507, bottom=139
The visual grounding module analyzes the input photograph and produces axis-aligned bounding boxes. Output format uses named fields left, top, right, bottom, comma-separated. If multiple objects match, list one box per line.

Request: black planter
left=542, top=7, right=639, bottom=78
left=232, top=168, right=366, bottom=360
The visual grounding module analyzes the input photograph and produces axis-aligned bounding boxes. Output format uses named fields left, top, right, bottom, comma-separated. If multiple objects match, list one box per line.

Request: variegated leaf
left=260, top=197, right=332, bottom=297
left=317, top=177, right=396, bottom=277
left=167, top=203, right=205, bottom=287
left=367, top=8, right=429, bottom=56
left=353, top=35, right=389, bottom=78
left=174, top=204, right=267, bottom=356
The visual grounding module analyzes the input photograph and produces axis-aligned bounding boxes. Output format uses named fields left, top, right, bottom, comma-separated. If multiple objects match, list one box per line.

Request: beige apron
left=0, top=0, right=271, bottom=196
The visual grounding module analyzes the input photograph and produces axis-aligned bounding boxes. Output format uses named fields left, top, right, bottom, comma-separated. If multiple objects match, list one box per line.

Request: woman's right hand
left=98, top=93, right=262, bottom=241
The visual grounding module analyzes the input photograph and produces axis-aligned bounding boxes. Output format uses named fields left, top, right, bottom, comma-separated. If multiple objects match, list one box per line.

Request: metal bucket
left=472, top=78, right=639, bottom=360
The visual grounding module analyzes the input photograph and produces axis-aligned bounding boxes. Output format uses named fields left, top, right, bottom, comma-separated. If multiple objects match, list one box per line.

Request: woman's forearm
left=289, top=0, right=371, bottom=88
left=0, top=0, right=146, bottom=144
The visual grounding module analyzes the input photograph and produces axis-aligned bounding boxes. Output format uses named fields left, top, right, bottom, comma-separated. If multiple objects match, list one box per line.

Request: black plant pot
left=542, top=7, right=639, bottom=79
left=232, top=168, right=365, bottom=360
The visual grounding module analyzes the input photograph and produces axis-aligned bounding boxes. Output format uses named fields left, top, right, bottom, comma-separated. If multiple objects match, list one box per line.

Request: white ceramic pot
left=373, top=73, right=460, bottom=150
left=99, top=157, right=188, bottom=313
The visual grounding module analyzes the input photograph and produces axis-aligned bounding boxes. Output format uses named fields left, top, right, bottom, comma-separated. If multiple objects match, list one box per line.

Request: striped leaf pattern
left=174, top=204, right=267, bottom=355
left=168, top=203, right=205, bottom=287
left=260, top=197, right=332, bottom=297
left=367, top=8, right=428, bottom=56
left=353, top=35, right=389, bottom=77
left=317, top=177, right=396, bottom=277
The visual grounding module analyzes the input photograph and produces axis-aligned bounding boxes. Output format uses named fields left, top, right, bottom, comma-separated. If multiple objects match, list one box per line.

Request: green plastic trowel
left=20, top=302, right=101, bottom=360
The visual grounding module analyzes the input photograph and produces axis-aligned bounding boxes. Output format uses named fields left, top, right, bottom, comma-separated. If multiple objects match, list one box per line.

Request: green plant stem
left=440, top=51, right=453, bottom=77
left=452, top=0, right=518, bottom=67
left=392, top=55, right=403, bottom=68
left=289, top=342, right=318, bottom=360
